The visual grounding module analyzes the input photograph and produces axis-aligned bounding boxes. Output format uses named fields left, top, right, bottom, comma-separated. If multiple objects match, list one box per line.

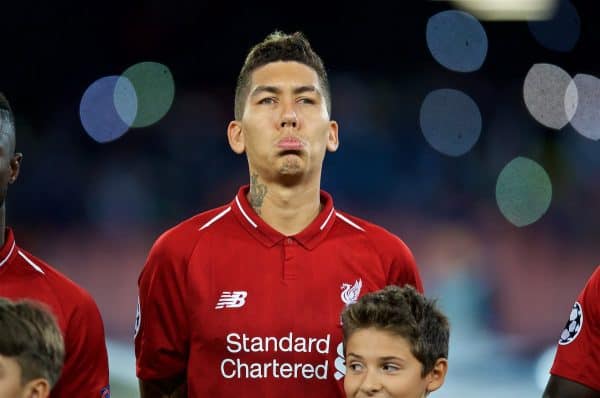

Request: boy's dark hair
left=0, top=298, right=65, bottom=387
left=341, top=285, right=450, bottom=376
left=234, top=31, right=331, bottom=120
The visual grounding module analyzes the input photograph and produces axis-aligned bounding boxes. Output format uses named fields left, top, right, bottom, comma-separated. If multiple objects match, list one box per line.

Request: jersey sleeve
left=385, top=235, right=424, bottom=293
left=135, top=230, right=191, bottom=381
left=50, top=291, right=110, bottom=398
left=550, top=266, right=600, bottom=391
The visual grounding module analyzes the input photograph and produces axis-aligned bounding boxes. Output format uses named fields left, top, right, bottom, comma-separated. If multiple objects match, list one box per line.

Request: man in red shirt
left=136, top=31, right=423, bottom=398
left=543, top=266, right=600, bottom=397
left=0, top=94, right=110, bottom=398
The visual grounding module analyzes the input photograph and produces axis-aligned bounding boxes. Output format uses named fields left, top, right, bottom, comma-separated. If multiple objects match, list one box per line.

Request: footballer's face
left=344, top=328, right=447, bottom=398
left=227, top=61, right=338, bottom=184
left=0, top=355, right=50, bottom=398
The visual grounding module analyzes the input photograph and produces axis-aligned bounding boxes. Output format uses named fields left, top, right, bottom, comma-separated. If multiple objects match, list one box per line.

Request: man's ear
left=22, top=378, right=51, bottom=398
left=9, top=152, right=22, bottom=184
left=326, top=121, right=339, bottom=153
left=227, top=121, right=245, bottom=154
left=425, top=358, right=448, bottom=394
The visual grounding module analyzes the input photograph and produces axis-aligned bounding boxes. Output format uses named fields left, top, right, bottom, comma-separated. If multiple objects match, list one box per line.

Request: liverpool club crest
left=340, top=279, right=362, bottom=305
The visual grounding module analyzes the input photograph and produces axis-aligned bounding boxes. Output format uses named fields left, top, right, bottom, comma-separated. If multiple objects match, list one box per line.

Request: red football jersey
left=550, top=265, right=600, bottom=391
left=0, top=228, right=110, bottom=398
left=136, top=186, right=423, bottom=397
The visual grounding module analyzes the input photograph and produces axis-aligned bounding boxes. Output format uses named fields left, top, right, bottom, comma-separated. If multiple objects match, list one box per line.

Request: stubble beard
left=278, top=155, right=306, bottom=184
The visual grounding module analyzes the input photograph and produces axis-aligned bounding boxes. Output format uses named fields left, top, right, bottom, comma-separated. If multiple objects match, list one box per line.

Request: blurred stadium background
left=1, top=1, right=597, bottom=396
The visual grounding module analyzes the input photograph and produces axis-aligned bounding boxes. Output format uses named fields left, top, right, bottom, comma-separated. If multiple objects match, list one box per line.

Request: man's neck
left=247, top=173, right=322, bottom=236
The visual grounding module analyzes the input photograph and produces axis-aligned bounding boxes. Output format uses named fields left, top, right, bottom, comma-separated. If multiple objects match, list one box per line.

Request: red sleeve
left=135, top=230, right=191, bottom=381
left=550, top=266, right=600, bottom=391
left=386, top=235, right=424, bottom=294
left=50, top=291, right=110, bottom=398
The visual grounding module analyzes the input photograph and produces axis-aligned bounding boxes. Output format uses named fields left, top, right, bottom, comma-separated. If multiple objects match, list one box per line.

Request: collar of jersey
left=0, top=228, right=17, bottom=270
left=230, top=185, right=337, bottom=249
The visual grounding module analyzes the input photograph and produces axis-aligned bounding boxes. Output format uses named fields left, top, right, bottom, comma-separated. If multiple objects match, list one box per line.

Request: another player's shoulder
left=333, top=210, right=411, bottom=251
left=588, top=265, right=600, bottom=288
left=581, top=265, right=600, bottom=305
left=14, top=248, right=99, bottom=309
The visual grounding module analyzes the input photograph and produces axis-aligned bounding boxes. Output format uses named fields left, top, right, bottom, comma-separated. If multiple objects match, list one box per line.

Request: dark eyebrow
left=250, top=85, right=281, bottom=97
left=346, top=353, right=406, bottom=363
left=380, top=356, right=406, bottom=363
left=293, top=85, right=318, bottom=95
left=346, top=352, right=363, bottom=359
left=250, top=85, right=320, bottom=97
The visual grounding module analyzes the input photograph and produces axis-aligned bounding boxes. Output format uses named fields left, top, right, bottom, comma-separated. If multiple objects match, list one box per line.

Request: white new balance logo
left=215, top=291, right=248, bottom=309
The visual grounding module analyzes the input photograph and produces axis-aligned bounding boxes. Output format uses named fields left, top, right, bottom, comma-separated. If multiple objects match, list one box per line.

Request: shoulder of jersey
left=333, top=210, right=414, bottom=261
left=14, top=248, right=96, bottom=303
left=333, top=210, right=404, bottom=241
left=155, top=204, right=233, bottom=245
left=591, top=265, right=600, bottom=285
left=588, top=265, right=600, bottom=297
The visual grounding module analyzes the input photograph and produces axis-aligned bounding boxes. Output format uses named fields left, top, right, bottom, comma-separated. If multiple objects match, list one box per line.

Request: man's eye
left=298, top=97, right=316, bottom=104
left=258, top=97, right=276, bottom=104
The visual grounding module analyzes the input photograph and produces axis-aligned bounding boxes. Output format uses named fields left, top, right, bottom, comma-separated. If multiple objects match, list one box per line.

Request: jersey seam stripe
left=17, top=251, right=45, bottom=274
left=199, top=206, right=232, bottom=230
left=235, top=196, right=258, bottom=228
left=335, top=212, right=365, bottom=231
left=320, top=208, right=336, bottom=230
left=0, top=240, right=16, bottom=268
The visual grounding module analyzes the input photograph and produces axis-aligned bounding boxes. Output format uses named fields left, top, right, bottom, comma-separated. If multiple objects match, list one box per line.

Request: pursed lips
left=276, top=136, right=305, bottom=150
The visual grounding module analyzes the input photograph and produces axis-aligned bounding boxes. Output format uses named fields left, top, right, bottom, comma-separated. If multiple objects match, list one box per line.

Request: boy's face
left=0, top=355, right=49, bottom=398
left=344, top=328, right=446, bottom=398
left=0, top=355, right=25, bottom=398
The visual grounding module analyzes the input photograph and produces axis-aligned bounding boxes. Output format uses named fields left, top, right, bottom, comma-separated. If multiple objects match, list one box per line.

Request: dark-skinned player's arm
left=544, top=267, right=600, bottom=397
left=543, top=375, right=600, bottom=398
left=139, top=376, right=187, bottom=398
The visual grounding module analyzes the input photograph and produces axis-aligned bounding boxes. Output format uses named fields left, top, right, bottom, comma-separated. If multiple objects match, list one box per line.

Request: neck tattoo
left=249, top=173, right=267, bottom=215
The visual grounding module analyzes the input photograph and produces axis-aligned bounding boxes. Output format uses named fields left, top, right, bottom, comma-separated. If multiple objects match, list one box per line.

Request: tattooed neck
left=249, top=173, right=267, bottom=215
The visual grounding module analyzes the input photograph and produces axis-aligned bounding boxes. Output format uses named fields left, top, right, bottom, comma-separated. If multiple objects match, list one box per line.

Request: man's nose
left=280, top=102, right=298, bottom=129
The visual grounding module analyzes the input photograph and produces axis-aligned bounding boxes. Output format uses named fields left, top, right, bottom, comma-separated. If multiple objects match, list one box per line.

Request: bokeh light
left=120, top=61, right=175, bottom=128
left=496, top=157, right=552, bottom=227
left=79, top=76, right=137, bottom=143
left=523, top=63, right=576, bottom=130
left=419, top=88, right=482, bottom=156
left=426, top=10, right=488, bottom=72
left=567, top=74, right=600, bottom=141
left=449, top=0, right=558, bottom=21
left=528, top=0, right=580, bottom=52
left=113, top=76, right=139, bottom=127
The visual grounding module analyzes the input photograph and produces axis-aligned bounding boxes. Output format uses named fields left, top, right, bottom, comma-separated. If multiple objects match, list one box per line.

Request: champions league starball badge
left=558, top=301, right=583, bottom=345
left=100, top=386, right=110, bottom=398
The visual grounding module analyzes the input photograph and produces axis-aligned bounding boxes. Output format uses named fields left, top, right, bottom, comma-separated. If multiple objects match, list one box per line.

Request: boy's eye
left=348, top=363, right=365, bottom=372
left=382, top=363, right=401, bottom=373
left=297, top=97, right=316, bottom=104
left=258, top=97, right=276, bottom=104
